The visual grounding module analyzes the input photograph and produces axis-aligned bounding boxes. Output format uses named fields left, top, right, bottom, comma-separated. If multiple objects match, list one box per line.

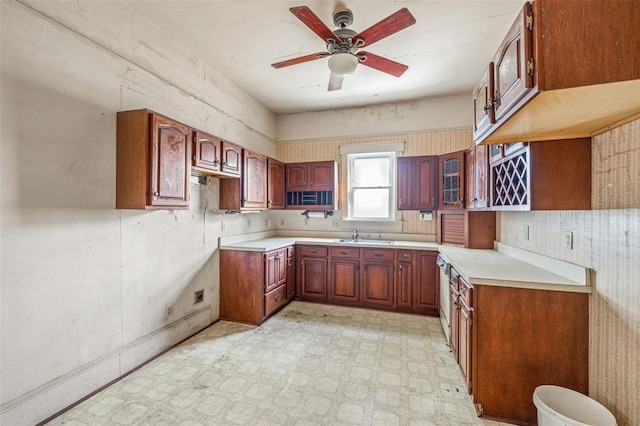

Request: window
left=347, top=152, right=396, bottom=220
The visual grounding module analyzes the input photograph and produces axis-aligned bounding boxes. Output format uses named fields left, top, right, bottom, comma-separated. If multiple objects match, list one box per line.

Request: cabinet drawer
left=298, top=245, right=328, bottom=257
left=459, top=277, right=472, bottom=308
left=287, top=246, right=295, bottom=257
left=330, top=247, right=360, bottom=259
left=264, top=284, right=287, bottom=317
left=363, top=248, right=394, bottom=261
left=396, top=250, right=413, bottom=262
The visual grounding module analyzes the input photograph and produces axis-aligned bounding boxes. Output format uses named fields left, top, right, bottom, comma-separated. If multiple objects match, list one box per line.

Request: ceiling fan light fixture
left=328, top=53, right=358, bottom=77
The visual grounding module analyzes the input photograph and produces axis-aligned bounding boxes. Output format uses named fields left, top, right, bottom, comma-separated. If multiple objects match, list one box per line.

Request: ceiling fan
left=271, top=5, right=416, bottom=91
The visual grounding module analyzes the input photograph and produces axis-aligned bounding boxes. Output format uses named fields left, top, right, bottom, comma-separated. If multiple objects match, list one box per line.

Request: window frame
left=346, top=151, right=397, bottom=221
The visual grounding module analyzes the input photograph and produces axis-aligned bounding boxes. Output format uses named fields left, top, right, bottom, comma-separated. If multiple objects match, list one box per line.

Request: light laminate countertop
left=219, top=236, right=591, bottom=293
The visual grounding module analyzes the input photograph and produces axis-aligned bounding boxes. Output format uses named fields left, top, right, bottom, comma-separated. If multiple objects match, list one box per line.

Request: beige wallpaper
left=277, top=129, right=473, bottom=235
left=498, top=119, right=640, bottom=426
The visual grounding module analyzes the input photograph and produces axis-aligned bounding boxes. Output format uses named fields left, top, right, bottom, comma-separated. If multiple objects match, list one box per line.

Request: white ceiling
left=126, top=1, right=524, bottom=115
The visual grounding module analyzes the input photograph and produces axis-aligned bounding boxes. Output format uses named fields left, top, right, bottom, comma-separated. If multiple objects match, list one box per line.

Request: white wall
left=276, top=93, right=472, bottom=141
left=0, top=1, right=276, bottom=424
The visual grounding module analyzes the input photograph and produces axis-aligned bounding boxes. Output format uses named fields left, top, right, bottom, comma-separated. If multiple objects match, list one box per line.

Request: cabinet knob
left=274, top=295, right=280, bottom=302
left=310, top=248, right=318, bottom=254
left=483, top=104, right=492, bottom=114
left=152, top=190, right=159, bottom=200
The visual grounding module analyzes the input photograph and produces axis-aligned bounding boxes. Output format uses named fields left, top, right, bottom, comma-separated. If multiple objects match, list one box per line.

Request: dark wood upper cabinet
left=397, top=156, right=437, bottom=211
left=116, top=109, right=190, bottom=209
left=472, top=64, right=496, bottom=141
left=192, top=130, right=221, bottom=174
left=192, top=131, right=242, bottom=178
left=267, top=158, right=286, bottom=209
left=490, top=138, right=591, bottom=210
left=474, top=0, right=640, bottom=144
left=242, top=150, right=267, bottom=210
left=438, top=151, right=465, bottom=209
left=219, top=149, right=267, bottom=211
left=220, top=141, right=241, bottom=177
left=492, top=3, right=533, bottom=123
left=285, top=161, right=338, bottom=210
left=467, top=144, right=489, bottom=210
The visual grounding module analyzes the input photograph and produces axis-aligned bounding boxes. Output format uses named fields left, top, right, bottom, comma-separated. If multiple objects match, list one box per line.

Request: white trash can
left=533, top=385, right=616, bottom=426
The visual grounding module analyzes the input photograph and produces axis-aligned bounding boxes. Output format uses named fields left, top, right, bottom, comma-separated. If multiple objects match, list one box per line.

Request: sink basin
left=333, top=238, right=394, bottom=245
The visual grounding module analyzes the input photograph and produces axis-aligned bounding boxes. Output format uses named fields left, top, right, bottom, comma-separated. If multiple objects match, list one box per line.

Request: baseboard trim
left=1, top=306, right=213, bottom=426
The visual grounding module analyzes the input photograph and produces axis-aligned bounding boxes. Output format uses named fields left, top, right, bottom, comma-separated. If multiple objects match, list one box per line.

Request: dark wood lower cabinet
left=297, top=245, right=439, bottom=316
left=446, top=263, right=589, bottom=425
left=220, top=246, right=293, bottom=325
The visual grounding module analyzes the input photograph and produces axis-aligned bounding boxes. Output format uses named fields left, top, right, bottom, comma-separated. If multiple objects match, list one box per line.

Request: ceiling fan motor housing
left=333, top=10, right=353, bottom=29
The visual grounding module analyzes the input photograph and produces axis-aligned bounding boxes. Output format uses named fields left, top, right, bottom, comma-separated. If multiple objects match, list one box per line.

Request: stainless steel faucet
left=352, top=229, right=359, bottom=240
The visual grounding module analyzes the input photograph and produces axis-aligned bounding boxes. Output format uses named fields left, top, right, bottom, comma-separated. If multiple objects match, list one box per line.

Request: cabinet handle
left=274, top=295, right=280, bottom=302
left=399, top=265, right=403, bottom=273
left=374, top=252, right=383, bottom=257
left=310, top=248, right=318, bottom=254
left=402, top=253, right=409, bottom=258
left=301, top=260, right=304, bottom=267
left=214, top=158, right=220, bottom=165
left=341, top=250, right=349, bottom=255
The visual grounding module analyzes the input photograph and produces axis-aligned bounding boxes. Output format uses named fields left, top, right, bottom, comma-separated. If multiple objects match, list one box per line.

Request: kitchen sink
left=333, top=238, right=394, bottom=245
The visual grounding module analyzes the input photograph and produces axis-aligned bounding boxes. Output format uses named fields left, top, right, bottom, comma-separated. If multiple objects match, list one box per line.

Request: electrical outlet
left=166, top=305, right=173, bottom=317
left=565, top=231, right=573, bottom=249
left=332, top=220, right=339, bottom=228
left=265, top=218, right=272, bottom=227
left=304, top=218, right=309, bottom=226
left=280, top=218, right=286, bottom=227
left=246, top=219, right=251, bottom=228
left=194, top=289, right=204, bottom=304
left=523, top=225, right=530, bottom=241
left=221, top=221, right=227, bottom=231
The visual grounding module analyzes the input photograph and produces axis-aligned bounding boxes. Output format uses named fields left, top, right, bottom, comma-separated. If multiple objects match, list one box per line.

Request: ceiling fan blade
left=290, top=6, right=338, bottom=42
left=271, top=52, right=327, bottom=69
left=353, top=8, right=416, bottom=47
left=359, top=51, right=408, bottom=77
left=328, top=73, right=344, bottom=91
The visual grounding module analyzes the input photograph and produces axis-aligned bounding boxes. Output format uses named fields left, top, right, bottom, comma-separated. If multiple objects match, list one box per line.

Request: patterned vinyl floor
left=47, top=301, right=511, bottom=425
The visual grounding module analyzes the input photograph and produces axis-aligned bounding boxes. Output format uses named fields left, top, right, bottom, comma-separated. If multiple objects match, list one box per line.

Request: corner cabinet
left=220, top=247, right=293, bottom=326
left=397, top=156, right=438, bottom=211
left=116, top=109, right=191, bottom=209
left=285, top=161, right=338, bottom=210
left=219, top=149, right=268, bottom=211
left=474, top=0, right=640, bottom=144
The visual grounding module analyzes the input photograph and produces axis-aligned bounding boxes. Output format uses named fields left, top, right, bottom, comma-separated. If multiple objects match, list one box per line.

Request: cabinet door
left=265, top=251, right=278, bottom=293
left=449, top=288, right=459, bottom=361
left=309, top=161, right=334, bottom=190
left=329, top=259, right=360, bottom=303
left=286, top=250, right=295, bottom=301
left=192, top=130, right=221, bottom=173
left=297, top=256, right=327, bottom=301
left=221, top=141, right=242, bottom=177
left=285, top=163, right=308, bottom=191
left=396, top=157, right=414, bottom=210
left=396, top=261, right=413, bottom=309
left=459, top=299, right=473, bottom=395
left=361, top=261, right=394, bottom=307
left=267, top=158, right=286, bottom=209
left=414, top=251, right=438, bottom=314
left=473, top=64, right=496, bottom=140
left=415, top=156, right=438, bottom=210
left=150, top=114, right=190, bottom=208
left=493, top=2, right=533, bottom=122
left=439, top=151, right=465, bottom=209
left=243, top=150, right=267, bottom=209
